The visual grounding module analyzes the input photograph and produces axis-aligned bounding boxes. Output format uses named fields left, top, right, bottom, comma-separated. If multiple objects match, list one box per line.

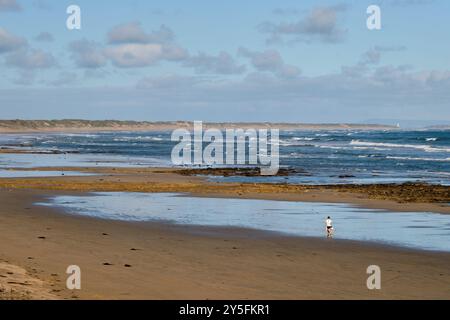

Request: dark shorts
left=327, top=226, right=332, bottom=229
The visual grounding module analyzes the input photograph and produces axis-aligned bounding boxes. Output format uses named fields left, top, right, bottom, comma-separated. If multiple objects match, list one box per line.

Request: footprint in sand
left=0, top=262, right=56, bottom=299
left=7, top=281, right=31, bottom=286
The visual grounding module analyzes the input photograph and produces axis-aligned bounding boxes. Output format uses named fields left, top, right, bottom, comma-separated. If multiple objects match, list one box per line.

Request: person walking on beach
left=325, top=216, right=333, bottom=238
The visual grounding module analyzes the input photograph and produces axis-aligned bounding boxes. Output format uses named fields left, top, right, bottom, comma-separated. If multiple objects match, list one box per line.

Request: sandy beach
left=0, top=168, right=449, bottom=300
left=2, top=0, right=450, bottom=305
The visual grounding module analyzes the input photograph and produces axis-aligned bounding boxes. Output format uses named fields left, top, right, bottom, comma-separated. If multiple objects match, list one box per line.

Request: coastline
left=0, top=188, right=449, bottom=300
left=1, top=0, right=449, bottom=305
left=0, top=120, right=398, bottom=134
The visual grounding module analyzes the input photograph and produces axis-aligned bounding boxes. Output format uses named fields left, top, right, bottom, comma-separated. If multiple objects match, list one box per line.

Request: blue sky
left=0, top=0, right=449, bottom=123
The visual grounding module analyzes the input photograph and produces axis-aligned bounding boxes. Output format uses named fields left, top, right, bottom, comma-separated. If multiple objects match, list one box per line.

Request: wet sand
left=0, top=187, right=449, bottom=300
left=0, top=167, right=448, bottom=214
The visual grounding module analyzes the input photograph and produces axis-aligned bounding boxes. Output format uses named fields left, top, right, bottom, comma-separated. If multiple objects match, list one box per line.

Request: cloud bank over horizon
left=0, top=0, right=449, bottom=122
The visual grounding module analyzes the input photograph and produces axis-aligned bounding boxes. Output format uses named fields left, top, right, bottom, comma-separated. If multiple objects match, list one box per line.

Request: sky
left=0, top=0, right=449, bottom=123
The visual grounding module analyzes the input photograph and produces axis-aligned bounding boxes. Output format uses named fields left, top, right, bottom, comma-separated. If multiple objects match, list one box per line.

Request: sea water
left=1, top=130, right=449, bottom=185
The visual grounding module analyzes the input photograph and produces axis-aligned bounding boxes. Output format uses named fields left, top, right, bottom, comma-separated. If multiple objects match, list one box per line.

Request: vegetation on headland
left=0, top=119, right=398, bottom=132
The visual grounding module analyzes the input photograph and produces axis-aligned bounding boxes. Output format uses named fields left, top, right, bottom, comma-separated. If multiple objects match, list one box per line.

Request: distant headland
left=0, top=120, right=398, bottom=133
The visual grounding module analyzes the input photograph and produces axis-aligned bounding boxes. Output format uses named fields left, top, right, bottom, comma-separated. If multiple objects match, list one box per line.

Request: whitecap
left=350, top=140, right=450, bottom=153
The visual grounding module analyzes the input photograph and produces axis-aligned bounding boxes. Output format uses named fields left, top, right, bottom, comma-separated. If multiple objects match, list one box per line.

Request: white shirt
left=326, top=219, right=333, bottom=227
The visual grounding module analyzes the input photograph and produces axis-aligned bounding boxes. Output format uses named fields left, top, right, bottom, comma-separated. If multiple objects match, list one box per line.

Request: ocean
left=1, top=129, right=449, bottom=185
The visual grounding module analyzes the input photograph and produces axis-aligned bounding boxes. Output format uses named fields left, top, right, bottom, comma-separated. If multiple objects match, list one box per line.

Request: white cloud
left=35, top=32, right=54, bottom=42
left=183, top=51, right=246, bottom=75
left=161, top=44, right=189, bottom=61
left=69, top=39, right=107, bottom=68
left=108, top=23, right=174, bottom=45
left=0, top=0, right=21, bottom=12
left=101, top=23, right=188, bottom=68
left=342, top=46, right=408, bottom=78
left=0, top=28, right=26, bottom=54
left=5, top=48, right=56, bottom=69
left=259, top=5, right=347, bottom=44
left=238, top=47, right=301, bottom=79
left=68, top=23, right=239, bottom=73
left=105, top=43, right=164, bottom=68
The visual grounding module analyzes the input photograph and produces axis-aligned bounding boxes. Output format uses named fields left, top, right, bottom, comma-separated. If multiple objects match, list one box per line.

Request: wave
left=55, top=133, right=100, bottom=138
left=350, top=140, right=450, bottom=153
left=292, top=137, right=316, bottom=141
left=279, top=138, right=316, bottom=147
left=317, top=145, right=388, bottom=151
left=386, top=156, right=450, bottom=162
left=352, top=146, right=392, bottom=151
left=429, top=171, right=450, bottom=176
left=113, top=136, right=165, bottom=142
left=318, top=145, right=347, bottom=150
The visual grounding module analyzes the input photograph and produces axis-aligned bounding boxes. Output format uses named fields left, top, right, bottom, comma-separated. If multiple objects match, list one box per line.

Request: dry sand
left=0, top=262, right=56, bottom=300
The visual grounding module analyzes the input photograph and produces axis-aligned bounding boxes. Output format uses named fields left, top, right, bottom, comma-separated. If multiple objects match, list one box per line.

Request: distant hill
left=426, top=125, right=450, bottom=130
left=0, top=120, right=398, bottom=133
left=364, top=119, right=450, bottom=129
